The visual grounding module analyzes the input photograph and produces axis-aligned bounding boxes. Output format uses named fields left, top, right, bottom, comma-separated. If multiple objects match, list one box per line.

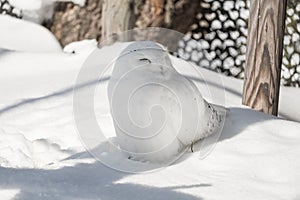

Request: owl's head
left=117, top=41, right=172, bottom=68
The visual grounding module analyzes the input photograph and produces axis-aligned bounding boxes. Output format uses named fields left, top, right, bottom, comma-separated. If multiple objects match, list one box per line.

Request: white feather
left=108, top=41, right=226, bottom=162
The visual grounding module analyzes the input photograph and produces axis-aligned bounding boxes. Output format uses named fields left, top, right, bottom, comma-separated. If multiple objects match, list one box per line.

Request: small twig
left=191, top=141, right=194, bottom=153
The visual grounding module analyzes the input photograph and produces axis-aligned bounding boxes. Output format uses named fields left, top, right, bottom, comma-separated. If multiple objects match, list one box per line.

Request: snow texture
left=8, top=0, right=86, bottom=24
left=0, top=15, right=61, bottom=52
left=0, top=20, right=300, bottom=199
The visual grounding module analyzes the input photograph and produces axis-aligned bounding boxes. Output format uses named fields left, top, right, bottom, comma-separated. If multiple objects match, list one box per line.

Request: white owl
left=108, top=41, right=226, bottom=162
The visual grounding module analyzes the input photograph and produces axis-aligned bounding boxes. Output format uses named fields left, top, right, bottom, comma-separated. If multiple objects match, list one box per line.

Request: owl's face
left=116, top=41, right=173, bottom=71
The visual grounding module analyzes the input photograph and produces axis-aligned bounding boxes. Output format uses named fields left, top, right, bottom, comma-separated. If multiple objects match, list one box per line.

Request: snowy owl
left=108, top=41, right=226, bottom=162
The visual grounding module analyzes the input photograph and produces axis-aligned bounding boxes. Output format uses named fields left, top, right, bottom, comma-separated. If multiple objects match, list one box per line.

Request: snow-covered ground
left=7, top=0, right=85, bottom=24
left=0, top=15, right=61, bottom=52
left=1, top=16, right=300, bottom=200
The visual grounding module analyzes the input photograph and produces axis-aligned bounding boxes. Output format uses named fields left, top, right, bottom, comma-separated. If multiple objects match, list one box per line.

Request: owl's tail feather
left=198, top=102, right=227, bottom=158
left=210, top=103, right=228, bottom=122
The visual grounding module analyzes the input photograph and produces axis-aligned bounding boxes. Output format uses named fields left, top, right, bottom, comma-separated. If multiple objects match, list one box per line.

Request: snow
left=59, top=0, right=86, bottom=6
left=8, top=0, right=86, bottom=24
left=63, top=39, right=97, bottom=54
left=0, top=15, right=61, bottom=52
left=1, top=22, right=300, bottom=199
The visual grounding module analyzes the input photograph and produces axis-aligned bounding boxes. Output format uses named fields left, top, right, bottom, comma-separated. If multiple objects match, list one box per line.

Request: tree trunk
left=48, top=0, right=200, bottom=48
left=134, top=0, right=200, bottom=50
left=47, top=0, right=103, bottom=47
left=135, top=0, right=199, bottom=33
left=242, top=0, right=287, bottom=116
left=101, top=0, right=135, bottom=43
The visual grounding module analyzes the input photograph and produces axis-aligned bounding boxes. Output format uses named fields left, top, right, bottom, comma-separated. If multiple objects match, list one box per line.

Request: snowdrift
left=0, top=36, right=300, bottom=199
left=0, top=15, right=61, bottom=52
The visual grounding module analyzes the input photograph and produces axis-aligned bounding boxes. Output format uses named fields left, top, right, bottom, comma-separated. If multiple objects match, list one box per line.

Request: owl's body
left=108, top=41, right=226, bottom=162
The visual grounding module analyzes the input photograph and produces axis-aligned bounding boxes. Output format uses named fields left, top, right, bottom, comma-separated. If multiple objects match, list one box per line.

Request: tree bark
left=48, top=0, right=103, bottom=47
left=134, top=0, right=200, bottom=50
left=48, top=0, right=200, bottom=47
left=101, top=0, right=135, bottom=43
left=242, top=0, right=287, bottom=116
left=136, top=0, right=200, bottom=33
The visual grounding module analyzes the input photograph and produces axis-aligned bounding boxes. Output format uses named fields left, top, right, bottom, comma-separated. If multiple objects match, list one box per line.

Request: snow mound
left=0, top=40, right=300, bottom=199
left=8, top=0, right=86, bottom=24
left=0, top=129, right=71, bottom=168
left=0, top=15, right=61, bottom=52
left=63, top=39, right=97, bottom=55
left=9, top=0, right=54, bottom=24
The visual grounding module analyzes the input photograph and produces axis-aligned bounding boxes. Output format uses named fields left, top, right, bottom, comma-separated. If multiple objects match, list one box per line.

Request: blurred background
left=1, top=0, right=299, bottom=87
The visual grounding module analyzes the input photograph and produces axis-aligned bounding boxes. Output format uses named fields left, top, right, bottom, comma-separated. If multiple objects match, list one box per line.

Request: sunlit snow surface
left=8, top=0, right=86, bottom=24
left=0, top=15, right=61, bottom=52
left=1, top=20, right=300, bottom=200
